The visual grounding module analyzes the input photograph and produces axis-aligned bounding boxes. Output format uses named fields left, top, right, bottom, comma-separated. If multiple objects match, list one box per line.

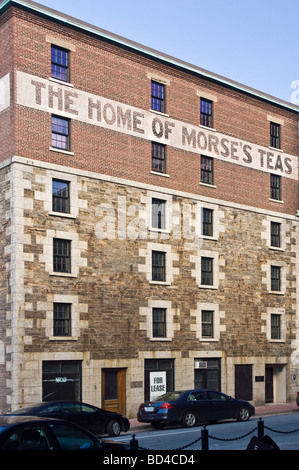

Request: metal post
left=257, top=417, right=264, bottom=439
left=130, top=434, right=139, bottom=450
left=201, top=425, right=209, bottom=450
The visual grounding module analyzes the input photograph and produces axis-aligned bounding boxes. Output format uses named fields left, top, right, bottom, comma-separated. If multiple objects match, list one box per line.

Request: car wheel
left=151, top=422, right=165, bottom=429
left=107, top=419, right=121, bottom=436
left=237, top=406, right=250, bottom=422
left=182, top=411, right=197, bottom=427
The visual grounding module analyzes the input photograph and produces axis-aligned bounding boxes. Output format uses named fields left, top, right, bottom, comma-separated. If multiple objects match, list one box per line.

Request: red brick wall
left=5, top=6, right=299, bottom=215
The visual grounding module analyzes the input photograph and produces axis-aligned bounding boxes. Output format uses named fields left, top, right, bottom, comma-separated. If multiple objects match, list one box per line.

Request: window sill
left=200, top=182, right=217, bottom=189
left=269, top=246, right=284, bottom=252
left=49, top=77, right=74, bottom=88
left=269, top=146, right=283, bottom=152
left=199, top=285, right=218, bottom=290
left=49, top=212, right=76, bottom=219
left=150, top=338, right=172, bottom=342
left=150, top=109, right=169, bottom=117
left=150, top=281, right=171, bottom=286
left=269, top=291, right=284, bottom=296
left=269, top=198, right=284, bottom=204
left=49, top=272, right=77, bottom=278
left=49, top=336, right=78, bottom=341
left=150, top=171, right=170, bottom=178
left=198, top=124, right=217, bottom=132
left=50, top=147, right=74, bottom=156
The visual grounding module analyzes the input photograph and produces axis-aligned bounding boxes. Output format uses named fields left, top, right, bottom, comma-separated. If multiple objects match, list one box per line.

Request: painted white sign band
left=16, top=71, right=297, bottom=180
left=0, top=73, right=10, bottom=113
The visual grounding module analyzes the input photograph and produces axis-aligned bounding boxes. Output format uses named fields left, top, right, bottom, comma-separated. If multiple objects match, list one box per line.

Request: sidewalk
left=129, top=402, right=299, bottom=431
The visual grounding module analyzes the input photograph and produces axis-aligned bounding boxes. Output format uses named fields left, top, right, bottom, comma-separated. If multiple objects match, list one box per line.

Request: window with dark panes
left=270, top=221, right=281, bottom=248
left=201, top=310, right=213, bottom=337
left=51, top=45, right=69, bottom=82
left=151, top=81, right=165, bottom=113
left=152, top=142, right=166, bottom=173
left=52, top=116, right=70, bottom=151
left=270, top=122, right=281, bottom=149
left=200, top=98, right=213, bottom=128
left=152, top=307, right=166, bottom=338
left=52, top=179, right=70, bottom=213
left=53, top=238, right=71, bottom=273
left=201, top=257, right=213, bottom=286
left=271, top=314, right=281, bottom=340
left=53, top=303, right=71, bottom=336
left=202, top=208, right=213, bottom=237
left=270, top=174, right=281, bottom=200
left=271, top=265, right=281, bottom=291
left=152, top=198, right=166, bottom=230
left=152, top=251, right=166, bottom=282
left=201, top=156, right=213, bottom=185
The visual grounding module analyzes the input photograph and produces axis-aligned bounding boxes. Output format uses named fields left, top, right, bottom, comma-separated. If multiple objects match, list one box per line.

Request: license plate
left=144, top=406, right=155, bottom=412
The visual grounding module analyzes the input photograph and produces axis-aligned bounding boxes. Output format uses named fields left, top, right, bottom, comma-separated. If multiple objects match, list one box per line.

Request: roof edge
left=1, top=0, right=299, bottom=113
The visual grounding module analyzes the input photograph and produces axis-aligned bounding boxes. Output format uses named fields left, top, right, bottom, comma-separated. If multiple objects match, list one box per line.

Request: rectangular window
left=51, top=45, right=69, bottom=82
left=270, top=122, right=281, bottom=149
left=152, top=251, right=166, bottom=282
left=270, top=174, right=281, bottom=200
left=270, top=222, right=281, bottom=248
left=152, top=308, right=166, bottom=338
left=271, top=314, right=281, bottom=340
left=152, top=142, right=166, bottom=173
left=201, top=257, right=213, bottom=286
left=52, top=179, right=70, bottom=214
left=200, top=98, right=213, bottom=128
left=151, top=81, right=165, bottom=113
left=53, top=239, right=71, bottom=273
left=53, top=303, right=71, bottom=336
left=52, top=116, right=70, bottom=151
left=152, top=198, right=166, bottom=230
left=201, top=156, right=213, bottom=185
left=271, top=265, right=281, bottom=291
left=201, top=310, right=213, bottom=337
left=202, top=208, right=213, bottom=237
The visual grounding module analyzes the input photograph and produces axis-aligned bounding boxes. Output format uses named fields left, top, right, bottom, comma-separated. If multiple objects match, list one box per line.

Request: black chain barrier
left=130, top=417, right=299, bottom=451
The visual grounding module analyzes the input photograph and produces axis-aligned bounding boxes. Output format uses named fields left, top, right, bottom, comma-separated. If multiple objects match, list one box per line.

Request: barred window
left=270, top=122, right=281, bottom=149
left=52, top=179, right=70, bottom=214
left=152, top=142, right=166, bottom=173
left=152, top=308, right=166, bottom=338
left=152, top=251, right=166, bottom=282
left=271, top=314, right=281, bottom=340
left=53, top=239, right=71, bottom=273
left=52, top=116, right=70, bottom=151
left=201, top=310, right=213, bottom=337
left=151, top=81, right=165, bottom=113
left=152, top=199, right=166, bottom=230
left=51, top=45, right=69, bottom=82
left=201, top=257, right=213, bottom=286
left=53, top=303, right=71, bottom=336
left=270, top=174, right=281, bottom=200
left=271, top=265, right=281, bottom=292
left=202, top=208, right=213, bottom=237
left=201, top=156, right=213, bottom=185
left=270, top=222, right=281, bottom=248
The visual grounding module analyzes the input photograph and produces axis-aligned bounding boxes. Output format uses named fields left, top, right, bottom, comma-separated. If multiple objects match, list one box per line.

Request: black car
left=137, top=390, right=255, bottom=429
left=8, top=400, right=130, bottom=437
left=0, top=415, right=130, bottom=450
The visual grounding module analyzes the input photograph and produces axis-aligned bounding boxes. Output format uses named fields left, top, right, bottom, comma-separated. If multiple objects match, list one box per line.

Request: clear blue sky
left=23, top=0, right=299, bottom=103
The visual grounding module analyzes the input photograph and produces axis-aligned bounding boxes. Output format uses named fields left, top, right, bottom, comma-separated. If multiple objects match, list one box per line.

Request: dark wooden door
left=235, top=365, right=253, bottom=401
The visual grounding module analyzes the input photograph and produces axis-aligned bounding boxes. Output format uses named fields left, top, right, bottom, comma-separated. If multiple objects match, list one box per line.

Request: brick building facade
left=0, top=0, right=298, bottom=417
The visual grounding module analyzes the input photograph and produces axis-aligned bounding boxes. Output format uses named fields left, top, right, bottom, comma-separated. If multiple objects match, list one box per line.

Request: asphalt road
left=111, top=412, right=299, bottom=451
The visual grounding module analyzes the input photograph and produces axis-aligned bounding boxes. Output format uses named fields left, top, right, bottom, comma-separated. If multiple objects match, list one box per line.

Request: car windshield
left=151, top=392, right=182, bottom=402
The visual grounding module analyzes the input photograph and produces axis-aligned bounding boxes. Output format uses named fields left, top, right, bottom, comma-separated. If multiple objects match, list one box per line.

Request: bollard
left=130, top=434, right=139, bottom=450
left=201, top=425, right=209, bottom=450
left=257, top=417, right=264, bottom=439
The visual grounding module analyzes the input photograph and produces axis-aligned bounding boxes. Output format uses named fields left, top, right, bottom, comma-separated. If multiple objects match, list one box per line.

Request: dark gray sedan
left=137, top=390, right=255, bottom=429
